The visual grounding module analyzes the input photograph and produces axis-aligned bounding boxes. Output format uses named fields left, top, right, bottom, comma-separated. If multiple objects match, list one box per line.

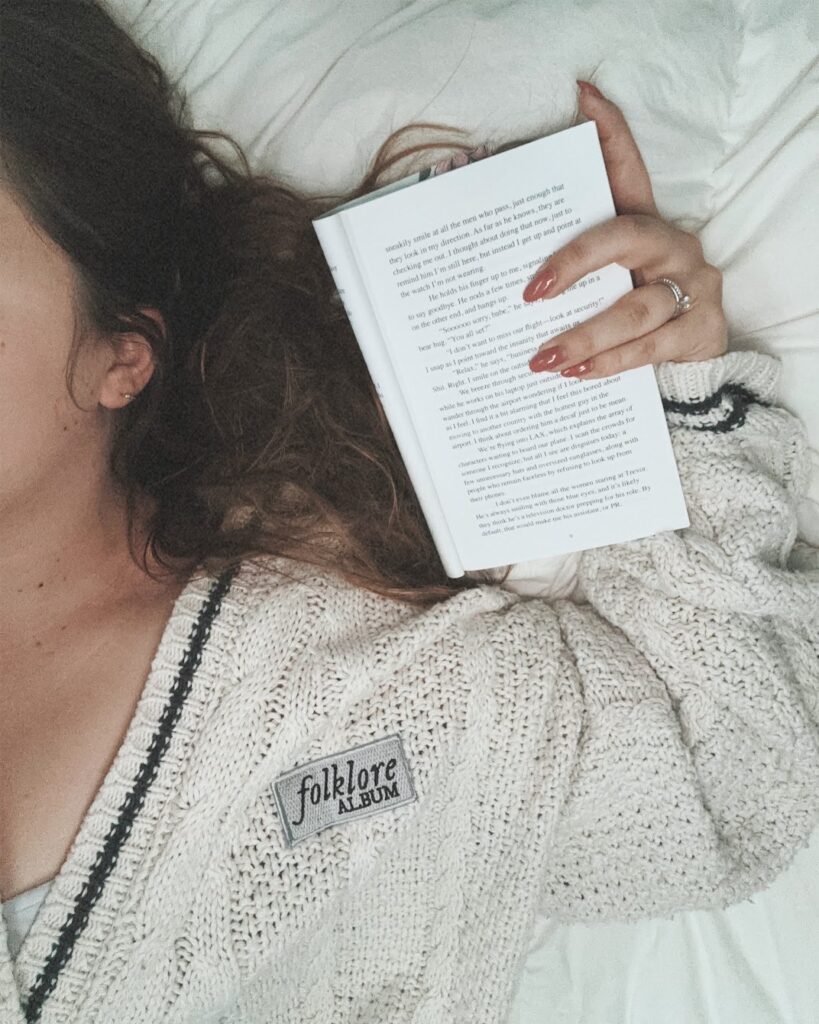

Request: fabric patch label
left=273, top=733, right=417, bottom=847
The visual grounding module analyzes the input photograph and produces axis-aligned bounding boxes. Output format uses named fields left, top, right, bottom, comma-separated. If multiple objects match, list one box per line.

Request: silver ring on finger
left=648, top=276, right=694, bottom=321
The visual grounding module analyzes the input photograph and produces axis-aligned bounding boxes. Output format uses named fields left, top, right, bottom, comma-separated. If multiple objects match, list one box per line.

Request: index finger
left=576, top=80, right=658, bottom=218
left=521, top=213, right=686, bottom=303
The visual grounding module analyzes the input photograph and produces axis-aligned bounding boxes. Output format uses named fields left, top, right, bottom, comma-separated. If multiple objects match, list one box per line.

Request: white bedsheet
left=109, top=1, right=819, bottom=1020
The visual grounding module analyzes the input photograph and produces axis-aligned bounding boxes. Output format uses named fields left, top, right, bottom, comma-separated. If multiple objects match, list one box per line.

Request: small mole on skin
left=37, top=581, right=44, bottom=588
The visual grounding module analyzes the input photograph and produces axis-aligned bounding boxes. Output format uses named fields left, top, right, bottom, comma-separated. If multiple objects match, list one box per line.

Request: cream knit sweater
left=2, top=351, right=818, bottom=1024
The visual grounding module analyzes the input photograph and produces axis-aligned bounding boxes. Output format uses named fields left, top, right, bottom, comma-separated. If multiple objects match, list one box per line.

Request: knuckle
left=684, top=231, right=704, bottom=260
left=625, top=298, right=653, bottom=332
left=701, top=263, right=723, bottom=292
left=621, top=213, right=647, bottom=242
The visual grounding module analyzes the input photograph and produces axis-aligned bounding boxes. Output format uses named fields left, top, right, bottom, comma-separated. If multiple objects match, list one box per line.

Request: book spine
left=311, top=214, right=464, bottom=578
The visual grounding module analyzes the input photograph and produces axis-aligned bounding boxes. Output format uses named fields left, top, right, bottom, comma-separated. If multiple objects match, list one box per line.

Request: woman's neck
left=0, top=477, right=178, bottom=643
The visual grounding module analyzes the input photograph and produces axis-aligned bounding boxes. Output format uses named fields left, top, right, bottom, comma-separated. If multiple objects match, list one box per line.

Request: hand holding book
left=525, top=82, right=728, bottom=379
left=428, top=81, right=728, bottom=381
left=311, top=89, right=712, bottom=576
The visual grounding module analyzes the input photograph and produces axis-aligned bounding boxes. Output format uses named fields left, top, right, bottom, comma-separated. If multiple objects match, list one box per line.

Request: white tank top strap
left=2, top=879, right=56, bottom=959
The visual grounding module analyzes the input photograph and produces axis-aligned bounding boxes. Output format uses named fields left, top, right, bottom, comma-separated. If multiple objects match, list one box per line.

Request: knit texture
left=1, top=351, right=817, bottom=1024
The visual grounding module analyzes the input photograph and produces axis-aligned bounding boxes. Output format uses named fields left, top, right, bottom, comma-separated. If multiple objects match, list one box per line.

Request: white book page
left=341, top=120, right=689, bottom=572
left=312, top=215, right=463, bottom=576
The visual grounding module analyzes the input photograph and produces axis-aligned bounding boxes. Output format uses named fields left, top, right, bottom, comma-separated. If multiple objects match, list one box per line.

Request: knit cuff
left=654, top=350, right=781, bottom=432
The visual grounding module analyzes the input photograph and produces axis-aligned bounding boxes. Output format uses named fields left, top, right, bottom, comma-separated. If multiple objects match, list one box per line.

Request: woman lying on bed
left=1, top=3, right=817, bottom=1023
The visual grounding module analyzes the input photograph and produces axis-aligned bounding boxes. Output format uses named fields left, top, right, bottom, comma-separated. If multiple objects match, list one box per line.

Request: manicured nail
left=577, top=79, right=604, bottom=100
left=523, top=267, right=557, bottom=302
left=529, top=346, right=564, bottom=372
left=561, top=361, right=593, bottom=377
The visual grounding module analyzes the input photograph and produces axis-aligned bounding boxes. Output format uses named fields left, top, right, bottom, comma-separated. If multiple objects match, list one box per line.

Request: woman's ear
left=97, top=307, right=166, bottom=410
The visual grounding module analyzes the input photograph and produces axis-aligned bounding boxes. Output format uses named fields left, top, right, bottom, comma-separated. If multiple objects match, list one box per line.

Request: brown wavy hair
left=0, top=0, right=558, bottom=607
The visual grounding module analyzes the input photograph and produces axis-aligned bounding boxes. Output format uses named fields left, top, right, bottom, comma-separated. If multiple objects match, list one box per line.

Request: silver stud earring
left=122, top=392, right=135, bottom=402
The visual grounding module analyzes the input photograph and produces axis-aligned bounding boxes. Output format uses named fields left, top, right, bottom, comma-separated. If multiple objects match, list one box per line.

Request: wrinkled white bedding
left=109, top=1, right=819, bottom=1020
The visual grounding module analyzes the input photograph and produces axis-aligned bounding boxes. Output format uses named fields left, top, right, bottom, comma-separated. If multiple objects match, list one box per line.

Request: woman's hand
left=526, top=81, right=728, bottom=379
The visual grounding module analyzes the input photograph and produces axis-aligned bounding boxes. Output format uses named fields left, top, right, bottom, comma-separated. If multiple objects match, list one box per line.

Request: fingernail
left=561, top=361, right=593, bottom=377
left=523, top=267, right=557, bottom=302
left=577, top=79, right=604, bottom=100
left=529, top=346, right=565, bottom=372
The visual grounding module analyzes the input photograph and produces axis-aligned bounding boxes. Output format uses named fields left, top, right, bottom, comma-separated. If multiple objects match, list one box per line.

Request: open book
left=313, top=119, right=689, bottom=578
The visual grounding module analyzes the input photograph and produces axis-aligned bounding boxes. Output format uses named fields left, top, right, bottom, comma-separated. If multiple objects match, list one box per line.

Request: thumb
left=576, top=81, right=659, bottom=217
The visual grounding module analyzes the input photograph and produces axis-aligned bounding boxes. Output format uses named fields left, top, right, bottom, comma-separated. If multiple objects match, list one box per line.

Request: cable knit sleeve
left=536, top=350, right=819, bottom=924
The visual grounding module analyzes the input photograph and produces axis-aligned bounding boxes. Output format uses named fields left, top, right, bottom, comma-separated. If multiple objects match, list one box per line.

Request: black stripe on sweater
left=661, top=382, right=770, bottom=433
left=22, top=564, right=239, bottom=1024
